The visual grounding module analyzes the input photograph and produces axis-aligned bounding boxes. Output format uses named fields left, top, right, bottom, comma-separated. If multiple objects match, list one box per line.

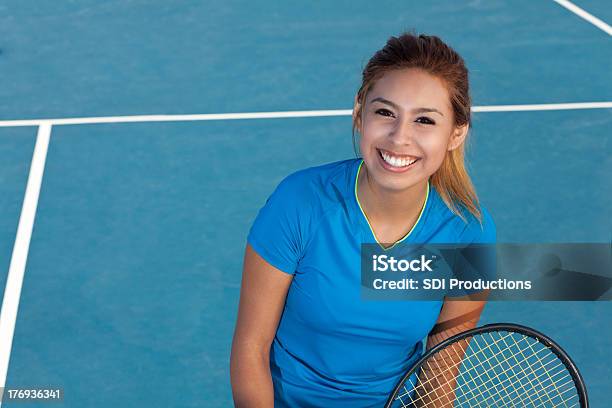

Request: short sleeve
left=459, top=206, right=497, bottom=244
left=447, top=206, right=497, bottom=297
left=475, top=206, right=497, bottom=244
left=247, top=172, right=312, bottom=275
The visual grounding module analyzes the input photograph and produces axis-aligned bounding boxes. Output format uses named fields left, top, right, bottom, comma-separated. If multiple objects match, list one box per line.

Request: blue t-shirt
left=247, top=158, right=496, bottom=407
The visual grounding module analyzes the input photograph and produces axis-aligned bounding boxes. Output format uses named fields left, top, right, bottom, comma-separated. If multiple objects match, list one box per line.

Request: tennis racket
left=385, top=323, right=588, bottom=408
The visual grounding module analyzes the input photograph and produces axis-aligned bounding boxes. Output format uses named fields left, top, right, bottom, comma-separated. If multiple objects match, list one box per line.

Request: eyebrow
left=369, top=97, right=444, bottom=117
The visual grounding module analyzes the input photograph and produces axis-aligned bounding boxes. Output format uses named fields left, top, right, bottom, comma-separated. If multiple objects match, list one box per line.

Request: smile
left=377, top=148, right=421, bottom=170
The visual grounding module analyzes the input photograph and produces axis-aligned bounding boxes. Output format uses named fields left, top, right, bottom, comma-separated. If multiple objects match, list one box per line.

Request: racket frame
left=384, top=322, right=588, bottom=408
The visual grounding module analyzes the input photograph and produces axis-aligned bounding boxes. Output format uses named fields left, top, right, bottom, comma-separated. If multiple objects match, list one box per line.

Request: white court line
left=0, top=124, right=52, bottom=405
left=0, top=102, right=610, bottom=128
left=553, top=0, right=612, bottom=36
left=473, top=101, right=612, bottom=112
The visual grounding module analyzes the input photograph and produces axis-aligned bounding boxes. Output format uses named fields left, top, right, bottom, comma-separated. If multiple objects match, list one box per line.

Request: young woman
left=230, top=32, right=496, bottom=407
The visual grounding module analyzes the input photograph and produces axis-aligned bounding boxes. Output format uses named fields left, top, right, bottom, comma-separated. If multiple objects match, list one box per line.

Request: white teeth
left=380, top=150, right=418, bottom=168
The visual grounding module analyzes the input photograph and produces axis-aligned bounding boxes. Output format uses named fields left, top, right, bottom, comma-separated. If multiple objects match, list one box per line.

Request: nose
left=389, top=116, right=414, bottom=146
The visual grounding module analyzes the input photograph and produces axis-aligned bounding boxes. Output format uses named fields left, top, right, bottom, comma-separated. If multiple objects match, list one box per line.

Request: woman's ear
left=448, top=123, right=469, bottom=151
left=352, top=94, right=362, bottom=132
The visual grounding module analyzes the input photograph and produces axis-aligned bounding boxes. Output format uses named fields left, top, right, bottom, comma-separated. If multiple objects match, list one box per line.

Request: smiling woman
left=230, top=32, right=496, bottom=408
left=352, top=36, right=479, bottom=227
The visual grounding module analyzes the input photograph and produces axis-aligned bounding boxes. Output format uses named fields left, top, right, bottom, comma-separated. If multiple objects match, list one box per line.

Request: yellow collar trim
left=354, top=160, right=429, bottom=251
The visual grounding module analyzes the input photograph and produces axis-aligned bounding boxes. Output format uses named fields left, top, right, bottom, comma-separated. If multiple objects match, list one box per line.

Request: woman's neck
left=357, top=165, right=428, bottom=224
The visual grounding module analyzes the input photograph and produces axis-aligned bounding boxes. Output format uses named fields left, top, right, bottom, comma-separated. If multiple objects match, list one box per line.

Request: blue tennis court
left=0, top=1, right=610, bottom=406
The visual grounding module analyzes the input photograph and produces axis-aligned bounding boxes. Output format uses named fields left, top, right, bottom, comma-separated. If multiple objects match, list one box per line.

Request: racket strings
left=495, top=331, right=559, bottom=406
left=406, top=334, right=580, bottom=406
left=400, top=351, right=576, bottom=408
left=400, top=333, right=532, bottom=406
left=419, top=336, right=575, bottom=408
left=464, top=333, right=552, bottom=407
left=493, top=333, right=579, bottom=408
left=458, top=334, right=575, bottom=408
left=393, top=331, right=580, bottom=408
left=401, top=332, right=514, bottom=401
left=411, top=336, right=540, bottom=407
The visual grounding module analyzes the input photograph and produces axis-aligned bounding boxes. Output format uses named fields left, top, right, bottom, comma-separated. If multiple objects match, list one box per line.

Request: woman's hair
left=352, top=31, right=481, bottom=223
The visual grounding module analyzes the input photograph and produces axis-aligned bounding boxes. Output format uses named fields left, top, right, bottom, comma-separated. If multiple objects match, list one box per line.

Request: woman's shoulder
left=427, top=187, right=496, bottom=243
left=274, top=158, right=359, bottom=199
left=281, top=158, right=358, bottom=183
left=464, top=205, right=496, bottom=243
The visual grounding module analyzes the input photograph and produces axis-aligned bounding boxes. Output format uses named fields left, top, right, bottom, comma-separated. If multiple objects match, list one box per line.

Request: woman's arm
left=413, top=295, right=488, bottom=407
left=427, top=295, right=487, bottom=350
left=230, top=243, right=294, bottom=408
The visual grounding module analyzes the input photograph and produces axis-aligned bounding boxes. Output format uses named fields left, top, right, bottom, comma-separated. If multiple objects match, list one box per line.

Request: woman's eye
left=375, top=109, right=394, bottom=118
left=416, top=116, right=435, bottom=125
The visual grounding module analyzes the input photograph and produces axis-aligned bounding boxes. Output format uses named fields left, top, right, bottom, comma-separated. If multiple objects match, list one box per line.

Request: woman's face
left=355, top=68, right=468, bottom=192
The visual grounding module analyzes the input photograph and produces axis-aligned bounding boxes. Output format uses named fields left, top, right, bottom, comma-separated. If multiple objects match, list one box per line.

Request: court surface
left=0, top=1, right=610, bottom=406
